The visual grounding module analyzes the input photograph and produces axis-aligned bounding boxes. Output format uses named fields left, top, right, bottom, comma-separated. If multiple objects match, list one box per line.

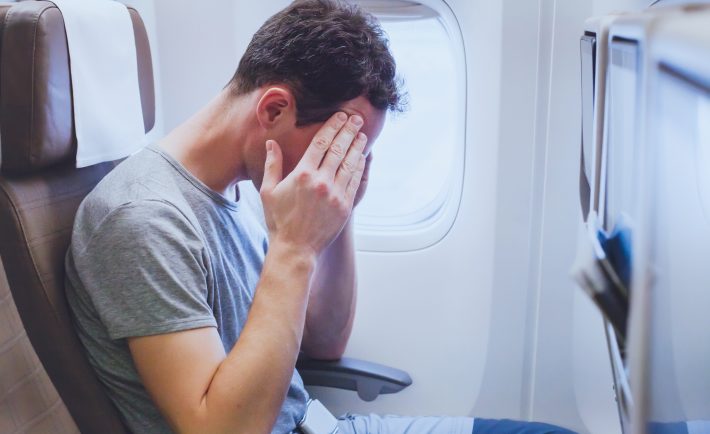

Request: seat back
left=0, top=2, right=155, bottom=432
left=0, top=260, right=78, bottom=433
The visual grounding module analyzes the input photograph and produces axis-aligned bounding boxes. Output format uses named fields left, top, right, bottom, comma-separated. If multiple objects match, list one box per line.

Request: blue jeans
left=336, top=414, right=577, bottom=434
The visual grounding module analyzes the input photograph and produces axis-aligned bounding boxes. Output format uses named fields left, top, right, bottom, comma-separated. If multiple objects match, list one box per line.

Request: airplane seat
left=0, top=2, right=412, bottom=431
left=0, top=260, right=79, bottom=433
left=0, top=2, right=155, bottom=433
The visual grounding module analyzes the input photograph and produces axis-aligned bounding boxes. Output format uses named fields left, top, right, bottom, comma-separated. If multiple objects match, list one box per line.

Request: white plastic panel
left=646, top=68, right=710, bottom=428
left=699, top=96, right=710, bottom=219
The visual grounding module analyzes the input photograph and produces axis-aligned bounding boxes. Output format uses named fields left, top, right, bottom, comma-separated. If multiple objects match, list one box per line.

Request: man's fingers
left=260, top=140, right=283, bottom=194
left=361, top=152, right=373, bottom=184
left=346, top=155, right=367, bottom=205
left=320, top=115, right=363, bottom=175
left=298, top=112, right=348, bottom=170
left=335, top=132, right=367, bottom=190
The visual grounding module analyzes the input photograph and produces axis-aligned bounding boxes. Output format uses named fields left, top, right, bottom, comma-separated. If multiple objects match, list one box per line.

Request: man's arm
left=128, top=113, right=368, bottom=434
left=129, top=241, right=314, bottom=434
left=302, top=219, right=358, bottom=360
left=302, top=152, right=372, bottom=360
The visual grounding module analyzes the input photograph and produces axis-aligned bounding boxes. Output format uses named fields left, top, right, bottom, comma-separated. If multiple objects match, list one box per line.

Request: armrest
left=296, top=355, right=412, bottom=402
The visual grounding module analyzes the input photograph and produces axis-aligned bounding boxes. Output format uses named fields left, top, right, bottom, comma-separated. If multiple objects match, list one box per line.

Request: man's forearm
left=302, top=219, right=358, bottom=359
left=197, top=240, right=315, bottom=433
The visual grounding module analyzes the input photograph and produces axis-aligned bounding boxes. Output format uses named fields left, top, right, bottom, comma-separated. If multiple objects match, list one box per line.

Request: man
left=65, top=1, right=576, bottom=433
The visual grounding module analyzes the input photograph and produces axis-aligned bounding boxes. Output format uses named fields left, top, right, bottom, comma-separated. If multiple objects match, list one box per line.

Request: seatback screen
left=604, top=38, right=639, bottom=232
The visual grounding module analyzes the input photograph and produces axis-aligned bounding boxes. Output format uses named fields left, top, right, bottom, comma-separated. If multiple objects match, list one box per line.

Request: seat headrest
left=0, top=1, right=155, bottom=176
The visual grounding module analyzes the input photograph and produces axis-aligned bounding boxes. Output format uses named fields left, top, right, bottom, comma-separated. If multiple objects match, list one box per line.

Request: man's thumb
left=261, top=140, right=283, bottom=193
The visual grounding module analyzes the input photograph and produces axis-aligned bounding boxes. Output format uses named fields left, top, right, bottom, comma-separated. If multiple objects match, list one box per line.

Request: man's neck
left=158, top=90, right=255, bottom=198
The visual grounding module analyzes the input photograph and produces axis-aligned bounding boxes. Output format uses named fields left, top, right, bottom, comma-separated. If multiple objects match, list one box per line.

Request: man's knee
left=472, top=418, right=578, bottom=434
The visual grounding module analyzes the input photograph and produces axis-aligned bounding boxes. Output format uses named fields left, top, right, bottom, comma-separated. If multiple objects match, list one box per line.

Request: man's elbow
left=303, top=345, right=346, bottom=361
left=301, top=333, right=349, bottom=360
left=302, top=316, right=354, bottom=360
left=171, top=409, right=273, bottom=434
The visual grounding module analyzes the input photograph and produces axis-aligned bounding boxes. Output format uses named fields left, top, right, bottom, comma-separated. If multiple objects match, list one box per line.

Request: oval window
left=353, top=0, right=466, bottom=252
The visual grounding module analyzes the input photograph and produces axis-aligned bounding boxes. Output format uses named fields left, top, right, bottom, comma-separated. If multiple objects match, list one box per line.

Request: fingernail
left=352, top=115, right=363, bottom=126
left=266, top=140, right=273, bottom=152
left=337, top=112, right=348, bottom=122
left=357, top=132, right=367, bottom=141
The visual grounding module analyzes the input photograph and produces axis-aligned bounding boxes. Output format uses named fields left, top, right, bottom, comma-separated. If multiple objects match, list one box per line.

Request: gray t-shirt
left=65, top=145, right=308, bottom=434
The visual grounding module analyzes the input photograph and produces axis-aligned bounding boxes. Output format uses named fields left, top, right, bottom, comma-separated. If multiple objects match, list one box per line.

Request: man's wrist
left=268, top=236, right=319, bottom=272
left=317, top=219, right=354, bottom=265
left=333, top=218, right=354, bottom=246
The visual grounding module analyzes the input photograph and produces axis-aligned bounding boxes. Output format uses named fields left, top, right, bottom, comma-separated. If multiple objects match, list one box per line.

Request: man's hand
left=260, top=112, right=368, bottom=256
left=353, top=152, right=373, bottom=207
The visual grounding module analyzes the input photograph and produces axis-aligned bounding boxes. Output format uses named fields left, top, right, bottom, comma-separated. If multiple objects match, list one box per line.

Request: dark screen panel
left=580, top=34, right=596, bottom=219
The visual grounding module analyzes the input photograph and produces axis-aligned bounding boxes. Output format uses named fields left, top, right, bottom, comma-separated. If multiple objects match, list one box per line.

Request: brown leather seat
left=0, top=2, right=155, bottom=432
left=0, top=260, right=78, bottom=433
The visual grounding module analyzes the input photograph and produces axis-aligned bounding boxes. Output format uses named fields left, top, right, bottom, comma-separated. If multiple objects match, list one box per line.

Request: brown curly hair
left=229, top=0, right=405, bottom=126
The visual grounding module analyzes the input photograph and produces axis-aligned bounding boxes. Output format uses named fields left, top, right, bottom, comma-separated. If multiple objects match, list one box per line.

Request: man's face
left=278, top=96, right=386, bottom=176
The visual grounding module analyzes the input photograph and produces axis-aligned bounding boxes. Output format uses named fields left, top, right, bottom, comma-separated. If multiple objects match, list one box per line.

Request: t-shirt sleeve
left=74, top=199, right=217, bottom=340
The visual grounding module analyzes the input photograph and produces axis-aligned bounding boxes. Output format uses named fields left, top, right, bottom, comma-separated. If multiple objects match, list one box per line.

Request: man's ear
left=255, top=87, right=295, bottom=130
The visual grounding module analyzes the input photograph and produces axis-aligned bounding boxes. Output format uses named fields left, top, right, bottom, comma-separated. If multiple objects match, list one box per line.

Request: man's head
left=229, top=0, right=404, bottom=182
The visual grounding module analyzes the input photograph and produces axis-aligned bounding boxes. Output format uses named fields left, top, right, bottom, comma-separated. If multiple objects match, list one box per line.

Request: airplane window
left=354, top=6, right=465, bottom=251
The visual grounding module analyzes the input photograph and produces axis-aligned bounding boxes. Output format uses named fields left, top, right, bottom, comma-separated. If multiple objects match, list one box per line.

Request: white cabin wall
left=469, top=0, right=649, bottom=432
left=468, top=0, right=542, bottom=421
left=314, top=0, right=504, bottom=418
left=489, top=0, right=647, bottom=432
left=593, top=0, right=650, bottom=15
left=523, top=0, right=603, bottom=430
left=141, top=0, right=290, bottom=132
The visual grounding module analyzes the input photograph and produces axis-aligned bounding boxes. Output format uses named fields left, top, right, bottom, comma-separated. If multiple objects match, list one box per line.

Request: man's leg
left=336, top=413, right=474, bottom=434
left=472, top=418, right=577, bottom=434
left=336, top=414, right=578, bottom=434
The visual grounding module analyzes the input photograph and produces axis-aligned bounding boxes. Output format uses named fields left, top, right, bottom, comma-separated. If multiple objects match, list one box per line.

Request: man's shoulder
left=74, top=149, right=197, bottom=242
left=89, top=148, right=175, bottom=202
left=91, top=147, right=189, bottom=206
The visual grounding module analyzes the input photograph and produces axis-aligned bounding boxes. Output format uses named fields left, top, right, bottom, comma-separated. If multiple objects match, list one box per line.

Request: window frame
left=353, top=0, right=468, bottom=253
